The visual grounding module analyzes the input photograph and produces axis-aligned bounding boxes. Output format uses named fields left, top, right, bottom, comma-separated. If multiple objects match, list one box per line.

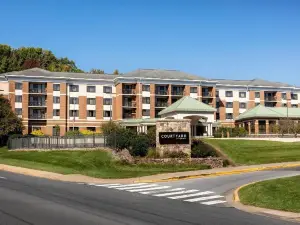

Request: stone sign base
left=156, top=119, right=191, bottom=157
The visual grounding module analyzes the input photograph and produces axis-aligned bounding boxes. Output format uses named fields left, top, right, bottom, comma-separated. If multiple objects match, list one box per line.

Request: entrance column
left=255, top=120, right=259, bottom=135
left=266, top=120, right=270, bottom=134
left=248, top=122, right=251, bottom=135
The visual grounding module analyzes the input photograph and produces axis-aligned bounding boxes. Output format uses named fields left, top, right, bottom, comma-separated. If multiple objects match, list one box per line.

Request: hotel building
left=0, top=68, right=299, bottom=136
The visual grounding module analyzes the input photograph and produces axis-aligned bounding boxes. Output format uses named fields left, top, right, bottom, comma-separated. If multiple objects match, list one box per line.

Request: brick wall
left=60, top=83, right=67, bottom=120
left=276, top=91, right=282, bottom=107
left=219, top=99, right=226, bottom=121
left=248, top=91, right=255, bottom=108
left=47, top=82, right=53, bottom=119
left=184, top=85, right=190, bottom=96
left=150, top=84, right=155, bottom=118
left=233, top=101, right=239, bottom=119
left=260, top=90, right=265, bottom=105
left=8, top=81, right=15, bottom=111
left=79, top=96, right=87, bottom=119
left=136, top=83, right=142, bottom=118
left=22, top=82, right=29, bottom=119
left=96, top=96, right=103, bottom=119
left=115, top=84, right=123, bottom=120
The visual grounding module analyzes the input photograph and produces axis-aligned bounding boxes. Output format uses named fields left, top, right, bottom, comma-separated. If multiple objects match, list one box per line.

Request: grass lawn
left=0, top=147, right=209, bottom=179
left=202, top=139, right=300, bottom=165
left=239, top=176, right=300, bottom=213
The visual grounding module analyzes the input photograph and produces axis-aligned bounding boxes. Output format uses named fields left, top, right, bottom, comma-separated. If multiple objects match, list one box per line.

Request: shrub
left=223, top=159, right=230, bottom=167
left=130, top=134, right=150, bottom=157
left=80, top=129, right=95, bottom=136
left=31, top=130, right=45, bottom=136
left=146, top=127, right=156, bottom=147
left=214, top=126, right=247, bottom=138
left=164, top=150, right=189, bottom=158
left=101, top=121, right=121, bottom=136
left=191, top=139, right=217, bottom=158
left=65, top=130, right=82, bottom=137
left=146, top=148, right=160, bottom=158
left=106, top=127, right=136, bottom=150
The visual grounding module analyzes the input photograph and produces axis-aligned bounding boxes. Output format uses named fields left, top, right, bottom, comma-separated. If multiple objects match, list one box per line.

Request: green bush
left=101, top=121, right=121, bottom=136
left=191, top=139, right=218, bottom=158
left=106, top=127, right=136, bottom=151
left=130, top=134, right=150, bottom=157
left=214, top=126, right=247, bottom=138
left=164, top=150, right=189, bottom=158
left=147, top=148, right=160, bottom=158
left=65, top=130, right=82, bottom=137
left=146, top=127, right=156, bottom=147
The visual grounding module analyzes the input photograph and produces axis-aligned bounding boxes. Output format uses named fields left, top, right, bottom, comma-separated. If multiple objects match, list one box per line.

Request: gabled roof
left=211, top=78, right=293, bottom=88
left=158, top=96, right=216, bottom=116
left=122, top=69, right=207, bottom=81
left=236, top=105, right=300, bottom=121
left=3, top=68, right=116, bottom=81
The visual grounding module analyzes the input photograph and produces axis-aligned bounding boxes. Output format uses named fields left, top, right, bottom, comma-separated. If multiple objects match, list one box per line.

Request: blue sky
left=1, top=0, right=300, bottom=84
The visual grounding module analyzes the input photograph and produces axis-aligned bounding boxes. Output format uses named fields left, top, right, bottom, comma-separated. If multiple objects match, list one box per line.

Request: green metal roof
left=119, top=118, right=159, bottom=125
left=236, top=105, right=300, bottom=121
left=158, top=96, right=216, bottom=116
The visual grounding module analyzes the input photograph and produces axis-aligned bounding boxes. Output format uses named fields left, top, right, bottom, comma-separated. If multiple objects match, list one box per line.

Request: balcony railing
left=29, top=101, right=46, bottom=106
left=202, top=92, right=213, bottom=97
left=29, top=88, right=47, bottom=94
left=123, top=114, right=135, bottom=119
left=29, top=114, right=46, bottom=119
left=122, top=89, right=136, bottom=94
left=123, top=102, right=137, bottom=107
left=155, top=90, right=168, bottom=95
left=264, top=96, right=277, bottom=101
left=155, top=102, right=168, bottom=107
left=171, top=91, right=184, bottom=96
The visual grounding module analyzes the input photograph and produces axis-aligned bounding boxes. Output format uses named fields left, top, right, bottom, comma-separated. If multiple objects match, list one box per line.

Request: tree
left=0, top=95, right=24, bottom=145
left=113, top=69, right=119, bottom=75
left=90, top=68, right=105, bottom=74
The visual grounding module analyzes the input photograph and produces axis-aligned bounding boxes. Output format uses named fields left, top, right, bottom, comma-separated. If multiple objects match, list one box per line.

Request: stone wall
left=156, top=119, right=191, bottom=157
left=135, top=157, right=223, bottom=168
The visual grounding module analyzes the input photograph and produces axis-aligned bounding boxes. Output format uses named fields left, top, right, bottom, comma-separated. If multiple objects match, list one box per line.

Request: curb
left=137, top=163, right=300, bottom=183
left=231, top=180, right=300, bottom=222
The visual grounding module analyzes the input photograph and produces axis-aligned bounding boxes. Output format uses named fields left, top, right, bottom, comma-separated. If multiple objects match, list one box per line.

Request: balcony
left=123, top=102, right=136, bottom=107
left=29, top=101, right=46, bottom=107
left=264, top=96, right=277, bottom=102
left=29, top=88, right=47, bottom=94
left=29, top=114, right=46, bottom=119
left=122, top=89, right=136, bottom=94
left=171, top=90, right=184, bottom=96
left=155, top=90, right=168, bottom=95
left=155, top=102, right=168, bottom=107
left=202, top=92, right=213, bottom=97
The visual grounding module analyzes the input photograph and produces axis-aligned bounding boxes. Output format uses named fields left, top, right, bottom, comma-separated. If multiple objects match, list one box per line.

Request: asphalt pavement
left=0, top=167, right=299, bottom=225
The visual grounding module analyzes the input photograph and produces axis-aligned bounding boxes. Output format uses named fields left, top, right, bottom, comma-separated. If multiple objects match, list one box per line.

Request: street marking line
left=107, top=183, right=148, bottom=188
left=116, top=184, right=158, bottom=190
left=154, top=189, right=198, bottom=197
left=141, top=188, right=185, bottom=194
left=201, top=200, right=227, bottom=205
left=169, top=191, right=214, bottom=199
left=88, top=183, right=120, bottom=187
left=185, top=195, right=223, bottom=202
left=128, top=186, right=170, bottom=192
left=0, top=176, right=6, bottom=180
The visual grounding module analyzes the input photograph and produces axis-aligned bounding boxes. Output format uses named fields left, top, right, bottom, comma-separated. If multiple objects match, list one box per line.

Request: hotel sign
left=159, top=132, right=190, bottom=145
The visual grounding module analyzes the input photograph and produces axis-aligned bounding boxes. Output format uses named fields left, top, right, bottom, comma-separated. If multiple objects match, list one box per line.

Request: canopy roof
left=236, top=105, right=300, bottom=121
left=158, top=96, right=216, bottom=116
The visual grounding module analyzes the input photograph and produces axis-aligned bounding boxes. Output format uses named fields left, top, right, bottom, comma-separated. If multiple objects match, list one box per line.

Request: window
left=216, top=113, right=220, bottom=120
left=225, top=91, right=233, bottom=97
left=282, top=103, right=287, bottom=107
left=255, top=103, right=260, bottom=106
left=103, top=98, right=112, bottom=105
left=142, top=85, right=150, bottom=92
left=15, top=95, right=22, bottom=102
left=15, top=83, right=22, bottom=90
left=87, top=86, right=96, bottom=93
left=239, top=92, right=246, bottom=98
left=69, top=97, right=79, bottom=104
left=87, top=110, right=96, bottom=117
left=53, top=109, right=60, bottom=116
left=53, top=126, right=60, bottom=136
left=53, top=96, right=60, bottom=104
left=103, top=110, right=111, bottom=117
left=216, top=101, right=220, bottom=108
left=70, top=85, right=79, bottom=92
left=142, top=97, right=150, bottom=104
left=282, top=93, right=287, bottom=100
left=87, top=127, right=96, bottom=131
left=292, top=104, right=298, bottom=108
left=216, top=90, right=219, bottom=97
left=69, top=127, right=79, bottom=131
left=103, top=86, right=112, bottom=93
left=15, top=108, right=22, bottom=116
left=190, top=87, right=197, bottom=93
left=255, top=92, right=260, bottom=98
left=53, top=84, right=60, bottom=91
left=70, top=110, right=78, bottom=117
left=226, top=113, right=233, bottom=120
left=87, top=98, right=96, bottom=105
left=226, top=102, right=233, bottom=108
left=239, top=102, right=247, bottom=108
left=291, top=93, right=298, bottom=100
left=142, top=109, right=150, bottom=116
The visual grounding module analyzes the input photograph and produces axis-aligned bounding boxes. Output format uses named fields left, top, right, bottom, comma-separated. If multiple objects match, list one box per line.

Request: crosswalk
left=84, top=182, right=227, bottom=206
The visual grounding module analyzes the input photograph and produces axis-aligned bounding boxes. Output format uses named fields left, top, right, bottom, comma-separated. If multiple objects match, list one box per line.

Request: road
left=0, top=167, right=299, bottom=225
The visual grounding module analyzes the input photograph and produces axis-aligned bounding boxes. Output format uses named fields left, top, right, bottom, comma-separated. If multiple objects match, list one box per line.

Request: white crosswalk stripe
left=84, top=183, right=227, bottom=206
left=128, top=186, right=170, bottom=192
left=169, top=191, right=214, bottom=199
left=184, top=195, right=224, bottom=202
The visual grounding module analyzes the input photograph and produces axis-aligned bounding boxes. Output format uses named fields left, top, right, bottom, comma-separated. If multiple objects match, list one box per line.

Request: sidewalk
left=1, top=161, right=300, bottom=184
